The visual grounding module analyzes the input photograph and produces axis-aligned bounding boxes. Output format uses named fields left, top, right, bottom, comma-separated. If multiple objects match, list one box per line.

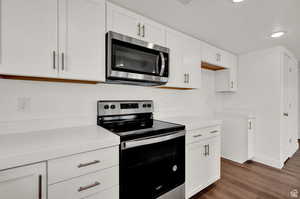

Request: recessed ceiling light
left=270, top=31, right=286, bottom=38
left=232, top=0, right=245, bottom=3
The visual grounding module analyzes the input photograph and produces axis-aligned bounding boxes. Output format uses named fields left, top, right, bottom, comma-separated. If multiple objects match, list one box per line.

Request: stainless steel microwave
left=106, top=31, right=169, bottom=86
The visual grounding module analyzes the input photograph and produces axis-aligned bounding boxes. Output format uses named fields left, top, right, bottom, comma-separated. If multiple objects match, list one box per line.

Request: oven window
left=112, top=39, right=163, bottom=76
left=120, top=136, right=185, bottom=199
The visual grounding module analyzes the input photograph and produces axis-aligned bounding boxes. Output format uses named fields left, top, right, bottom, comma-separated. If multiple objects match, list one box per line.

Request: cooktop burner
left=97, top=100, right=185, bottom=141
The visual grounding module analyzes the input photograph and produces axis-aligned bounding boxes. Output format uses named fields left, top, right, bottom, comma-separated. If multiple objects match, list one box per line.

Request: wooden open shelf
left=201, top=62, right=226, bottom=71
left=157, top=86, right=194, bottom=90
left=0, top=75, right=100, bottom=84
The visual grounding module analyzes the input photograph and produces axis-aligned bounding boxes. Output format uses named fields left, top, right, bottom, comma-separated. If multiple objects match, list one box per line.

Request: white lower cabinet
left=186, top=127, right=221, bottom=199
left=48, top=147, right=119, bottom=199
left=0, top=162, right=47, bottom=199
left=0, top=147, right=119, bottom=199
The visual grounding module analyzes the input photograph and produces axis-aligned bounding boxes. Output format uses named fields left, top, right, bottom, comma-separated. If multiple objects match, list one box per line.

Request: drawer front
left=84, top=186, right=119, bottom=199
left=186, top=126, right=221, bottom=145
left=49, top=166, right=119, bottom=199
left=48, top=147, right=119, bottom=184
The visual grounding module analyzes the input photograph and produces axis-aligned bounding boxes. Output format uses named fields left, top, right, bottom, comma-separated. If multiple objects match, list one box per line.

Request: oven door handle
left=159, top=52, right=166, bottom=76
left=122, top=131, right=185, bottom=150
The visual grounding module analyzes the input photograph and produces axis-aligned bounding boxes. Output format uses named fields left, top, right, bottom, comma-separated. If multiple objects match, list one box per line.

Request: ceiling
left=109, top=0, right=300, bottom=60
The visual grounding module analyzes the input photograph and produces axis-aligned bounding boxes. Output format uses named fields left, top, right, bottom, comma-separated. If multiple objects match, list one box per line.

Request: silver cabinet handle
left=137, top=23, right=141, bottom=36
left=204, top=145, right=209, bottom=156
left=78, top=181, right=100, bottom=192
left=283, top=113, right=289, bottom=117
left=142, top=25, right=145, bottom=37
left=210, top=130, right=219, bottom=134
left=193, top=134, right=202, bottom=138
left=249, top=121, right=252, bottom=130
left=38, top=175, right=42, bottom=199
left=61, top=53, right=65, bottom=71
left=52, top=51, right=56, bottom=70
left=78, top=160, right=100, bottom=168
left=208, top=144, right=210, bottom=156
left=184, top=73, right=186, bottom=83
left=231, top=81, right=234, bottom=89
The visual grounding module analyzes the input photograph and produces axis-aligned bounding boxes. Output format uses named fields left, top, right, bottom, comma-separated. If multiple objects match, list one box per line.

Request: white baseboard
left=253, top=154, right=284, bottom=169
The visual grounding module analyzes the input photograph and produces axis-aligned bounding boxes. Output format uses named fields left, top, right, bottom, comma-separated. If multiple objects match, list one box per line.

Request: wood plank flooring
left=192, top=145, right=300, bottom=199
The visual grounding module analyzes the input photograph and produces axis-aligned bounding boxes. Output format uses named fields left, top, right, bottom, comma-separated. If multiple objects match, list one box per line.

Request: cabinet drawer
left=83, top=186, right=119, bottom=199
left=186, top=126, right=221, bottom=145
left=48, top=147, right=119, bottom=184
left=49, top=166, right=119, bottom=199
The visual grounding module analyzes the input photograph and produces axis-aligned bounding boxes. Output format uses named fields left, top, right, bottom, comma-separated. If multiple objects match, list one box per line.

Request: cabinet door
left=205, top=136, right=221, bottom=184
left=287, top=57, right=299, bottom=156
left=141, top=18, right=166, bottom=46
left=164, top=29, right=185, bottom=88
left=0, top=0, right=58, bottom=78
left=282, top=53, right=294, bottom=159
left=215, top=53, right=238, bottom=92
left=0, top=163, right=46, bottom=199
left=106, top=3, right=140, bottom=39
left=248, top=119, right=255, bottom=159
left=202, top=43, right=221, bottom=67
left=186, top=141, right=207, bottom=199
left=58, top=0, right=105, bottom=81
left=182, top=36, right=202, bottom=89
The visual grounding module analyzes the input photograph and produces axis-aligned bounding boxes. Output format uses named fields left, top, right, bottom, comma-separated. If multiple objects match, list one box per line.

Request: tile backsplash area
left=0, top=70, right=221, bottom=134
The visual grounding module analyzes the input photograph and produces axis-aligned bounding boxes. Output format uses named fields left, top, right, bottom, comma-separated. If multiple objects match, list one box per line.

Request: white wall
left=220, top=48, right=283, bottom=168
left=299, top=62, right=300, bottom=139
left=0, top=70, right=220, bottom=135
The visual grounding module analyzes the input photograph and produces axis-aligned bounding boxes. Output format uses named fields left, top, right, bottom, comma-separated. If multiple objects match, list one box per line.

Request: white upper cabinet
left=0, top=0, right=106, bottom=82
left=215, top=52, right=238, bottom=92
left=0, top=163, right=46, bottom=199
left=58, top=0, right=106, bottom=81
left=202, top=43, right=223, bottom=67
left=182, top=36, right=202, bottom=89
left=106, top=2, right=166, bottom=46
left=140, top=17, right=166, bottom=46
left=0, top=0, right=58, bottom=78
left=165, top=29, right=185, bottom=88
left=164, top=28, right=201, bottom=89
left=106, top=3, right=140, bottom=39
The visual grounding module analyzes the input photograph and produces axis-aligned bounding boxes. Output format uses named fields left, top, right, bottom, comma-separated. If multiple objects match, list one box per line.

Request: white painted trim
left=253, top=154, right=284, bottom=169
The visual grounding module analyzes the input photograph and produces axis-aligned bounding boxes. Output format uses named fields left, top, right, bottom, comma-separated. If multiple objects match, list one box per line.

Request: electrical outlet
left=17, top=97, right=31, bottom=112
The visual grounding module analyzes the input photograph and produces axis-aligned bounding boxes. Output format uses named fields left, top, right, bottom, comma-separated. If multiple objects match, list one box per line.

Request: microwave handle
left=159, top=52, right=166, bottom=76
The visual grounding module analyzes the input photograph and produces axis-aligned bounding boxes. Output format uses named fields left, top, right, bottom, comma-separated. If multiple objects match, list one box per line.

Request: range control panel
left=98, top=100, right=154, bottom=116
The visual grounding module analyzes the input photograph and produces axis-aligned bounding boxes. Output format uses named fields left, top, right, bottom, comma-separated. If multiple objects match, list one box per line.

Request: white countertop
left=161, top=116, right=222, bottom=131
left=0, top=125, right=120, bottom=171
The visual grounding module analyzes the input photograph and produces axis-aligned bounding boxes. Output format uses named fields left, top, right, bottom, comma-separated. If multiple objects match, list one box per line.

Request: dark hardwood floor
left=192, top=144, right=300, bottom=199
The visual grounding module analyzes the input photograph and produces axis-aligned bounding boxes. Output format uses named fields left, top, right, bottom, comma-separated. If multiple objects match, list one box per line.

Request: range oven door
left=106, top=31, right=169, bottom=85
left=120, top=131, right=185, bottom=199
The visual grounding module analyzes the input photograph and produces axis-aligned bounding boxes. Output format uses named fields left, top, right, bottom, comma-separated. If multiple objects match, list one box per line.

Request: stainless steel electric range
left=97, top=100, right=186, bottom=199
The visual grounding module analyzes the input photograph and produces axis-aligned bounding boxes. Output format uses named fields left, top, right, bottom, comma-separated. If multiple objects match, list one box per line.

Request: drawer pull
left=193, top=134, right=202, bottom=138
left=210, top=130, right=219, bottom=134
left=78, top=160, right=100, bottom=168
left=78, top=181, right=100, bottom=192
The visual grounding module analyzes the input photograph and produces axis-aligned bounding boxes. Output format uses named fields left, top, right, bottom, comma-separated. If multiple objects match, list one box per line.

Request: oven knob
left=104, top=105, right=109, bottom=110
left=147, top=104, right=152, bottom=108
left=172, top=165, right=178, bottom=172
left=110, top=105, right=116, bottom=109
left=143, top=104, right=147, bottom=108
